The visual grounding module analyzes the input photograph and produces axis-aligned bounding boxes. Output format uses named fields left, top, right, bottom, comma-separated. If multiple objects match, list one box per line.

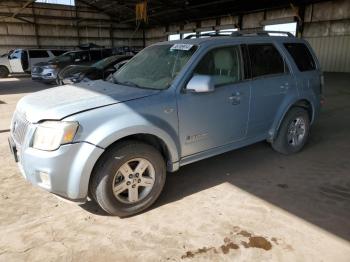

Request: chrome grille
left=11, top=113, right=30, bottom=146
left=32, top=67, right=43, bottom=74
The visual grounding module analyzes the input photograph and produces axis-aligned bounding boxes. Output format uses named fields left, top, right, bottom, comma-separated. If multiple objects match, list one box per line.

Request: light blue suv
left=9, top=31, right=323, bottom=216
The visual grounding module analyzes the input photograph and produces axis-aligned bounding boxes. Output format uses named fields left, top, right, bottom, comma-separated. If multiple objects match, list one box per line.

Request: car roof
left=158, top=35, right=306, bottom=47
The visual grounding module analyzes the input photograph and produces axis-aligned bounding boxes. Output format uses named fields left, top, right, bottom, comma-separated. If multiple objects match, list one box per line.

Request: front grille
left=11, top=113, right=30, bottom=146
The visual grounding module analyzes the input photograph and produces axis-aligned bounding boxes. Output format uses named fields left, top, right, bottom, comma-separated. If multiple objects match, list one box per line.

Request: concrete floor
left=0, top=74, right=349, bottom=261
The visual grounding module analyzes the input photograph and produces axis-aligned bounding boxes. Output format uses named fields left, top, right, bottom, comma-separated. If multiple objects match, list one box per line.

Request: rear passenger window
left=28, top=50, right=49, bottom=58
left=284, top=43, right=316, bottom=71
left=248, top=44, right=285, bottom=78
left=193, top=46, right=242, bottom=86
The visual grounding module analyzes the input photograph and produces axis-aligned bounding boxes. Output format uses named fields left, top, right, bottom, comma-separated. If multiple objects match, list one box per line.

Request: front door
left=9, top=50, right=24, bottom=73
left=178, top=45, right=251, bottom=157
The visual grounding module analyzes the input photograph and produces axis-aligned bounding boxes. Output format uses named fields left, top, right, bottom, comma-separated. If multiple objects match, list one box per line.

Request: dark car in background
left=31, top=48, right=114, bottom=83
left=57, top=54, right=133, bottom=85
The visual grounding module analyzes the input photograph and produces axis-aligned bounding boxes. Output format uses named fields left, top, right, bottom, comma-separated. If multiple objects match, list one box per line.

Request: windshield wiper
left=112, top=77, right=142, bottom=88
left=121, top=81, right=142, bottom=88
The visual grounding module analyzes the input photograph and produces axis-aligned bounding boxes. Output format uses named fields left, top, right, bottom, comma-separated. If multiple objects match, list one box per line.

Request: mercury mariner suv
left=9, top=31, right=323, bottom=217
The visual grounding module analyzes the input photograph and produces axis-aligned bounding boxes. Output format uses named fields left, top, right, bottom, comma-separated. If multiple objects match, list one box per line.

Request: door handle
left=280, top=83, right=289, bottom=89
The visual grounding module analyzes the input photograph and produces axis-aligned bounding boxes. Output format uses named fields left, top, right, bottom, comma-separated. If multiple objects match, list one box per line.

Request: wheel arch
left=85, top=132, right=177, bottom=200
left=89, top=126, right=180, bottom=171
left=104, top=133, right=174, bottom=169
left=268, top=98, right=314, bottom=142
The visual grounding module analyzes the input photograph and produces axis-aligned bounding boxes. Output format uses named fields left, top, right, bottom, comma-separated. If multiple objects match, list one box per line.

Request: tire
left=90, top=140, right=166, bottom=217
left=0, top=66, right=9, bottom=78
left=272, top=107, right=310, bottom=155
left=56, top=76, right=63, bottom=85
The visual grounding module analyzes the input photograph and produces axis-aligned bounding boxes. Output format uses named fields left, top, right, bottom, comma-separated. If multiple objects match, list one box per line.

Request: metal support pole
left=297, top=6, right=305, bottom=38
left=31, top=6, right=40, bottom=48
left=142, top=27, right=146, bottom=48
left=110, top=24, right=114, bottom=47
left=75, top=4, right=81, bottom=45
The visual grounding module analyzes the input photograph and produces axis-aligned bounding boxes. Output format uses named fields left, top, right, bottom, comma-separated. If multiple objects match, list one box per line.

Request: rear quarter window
left=28, top=50, right=49, bottom=58
left=284, top=43, right=316, bottom=72
left=248, top=44, right=285, bottom=78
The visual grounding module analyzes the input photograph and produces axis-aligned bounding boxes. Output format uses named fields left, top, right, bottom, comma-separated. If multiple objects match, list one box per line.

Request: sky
left=36, top=0, right=75, bottom=5
left=264, top=22, right=297, bottom=36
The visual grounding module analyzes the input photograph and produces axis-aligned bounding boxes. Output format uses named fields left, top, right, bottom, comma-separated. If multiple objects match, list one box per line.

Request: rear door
left=283, top=42, right=321, bottom=96
left=247, top=43, right=296, bottom=136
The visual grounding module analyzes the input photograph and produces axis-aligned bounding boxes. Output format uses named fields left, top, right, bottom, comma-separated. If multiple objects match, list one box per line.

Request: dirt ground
left=0, top=74, right=350, bottom=261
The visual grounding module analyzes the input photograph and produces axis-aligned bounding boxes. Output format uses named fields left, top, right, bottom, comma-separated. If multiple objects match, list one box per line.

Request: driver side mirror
left=186, top=75, right=215, bottom=93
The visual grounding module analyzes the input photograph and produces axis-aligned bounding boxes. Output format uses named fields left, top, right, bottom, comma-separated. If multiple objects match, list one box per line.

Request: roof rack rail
left=182, top=30, right=294, bottom=40
left=184, top=32, right=231, bottom=39
left=231, top=30, right=294, bottom=37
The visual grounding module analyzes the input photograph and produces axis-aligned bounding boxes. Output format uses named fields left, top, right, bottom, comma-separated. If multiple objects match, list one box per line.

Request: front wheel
left=90, top=141, right=166, bottom=217
left=272, top=107, right=310, bottom=154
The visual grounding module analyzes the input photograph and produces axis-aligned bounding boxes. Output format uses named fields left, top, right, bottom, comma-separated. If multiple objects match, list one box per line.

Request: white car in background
left=0, top=49, right=67, bottom=78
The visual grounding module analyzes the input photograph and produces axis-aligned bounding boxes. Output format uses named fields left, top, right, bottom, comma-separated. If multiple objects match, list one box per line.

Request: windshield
left=92, top=56, right=118, bottom=70
left=112, top=44, right=197, bottom=90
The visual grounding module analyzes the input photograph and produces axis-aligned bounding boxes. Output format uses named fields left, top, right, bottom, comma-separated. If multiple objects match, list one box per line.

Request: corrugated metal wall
left=305, top=36, right=350, bottom=72
left=0, top=0, right=144, bottom=55
left=149, top=0, right=350, bottom=73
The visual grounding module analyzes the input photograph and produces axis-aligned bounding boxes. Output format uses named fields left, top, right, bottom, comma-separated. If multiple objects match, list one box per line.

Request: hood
left=16, top=80, right=160, bottom=123
left=33, top=61, right=50, bottom=67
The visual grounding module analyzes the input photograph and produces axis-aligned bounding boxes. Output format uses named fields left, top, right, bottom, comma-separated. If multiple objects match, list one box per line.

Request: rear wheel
left=90, top=141, right=166, bottom=217
left=0, top=66, right=9, bottom=78
left=272, top=107, right=310, bottom=154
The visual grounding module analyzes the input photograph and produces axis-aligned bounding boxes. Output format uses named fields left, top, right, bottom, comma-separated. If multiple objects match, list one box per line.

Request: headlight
left=32, top=121, right=79, bottom=151
left=45, top=64, right=58, bottom=69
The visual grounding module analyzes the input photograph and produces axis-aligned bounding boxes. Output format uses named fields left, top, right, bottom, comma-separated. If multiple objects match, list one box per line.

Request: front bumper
left=9, top=132, right=104, bottom=200
left=31, top=68, right=58, bottom=82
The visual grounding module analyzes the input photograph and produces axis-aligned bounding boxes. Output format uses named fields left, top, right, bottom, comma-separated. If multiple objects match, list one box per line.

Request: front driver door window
left=177, top=45, right=251, bottom=157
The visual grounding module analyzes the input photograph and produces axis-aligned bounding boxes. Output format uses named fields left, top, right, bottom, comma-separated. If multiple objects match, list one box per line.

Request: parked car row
left=0, top=46, right=136, bottom=80
left=0, top=49, right=67, bottom=78
left=31, top=48, right=115, bottom=83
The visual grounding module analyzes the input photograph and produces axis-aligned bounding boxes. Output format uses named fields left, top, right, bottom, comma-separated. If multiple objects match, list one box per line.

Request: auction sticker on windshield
left=170, top=44, right=194, bottom=51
